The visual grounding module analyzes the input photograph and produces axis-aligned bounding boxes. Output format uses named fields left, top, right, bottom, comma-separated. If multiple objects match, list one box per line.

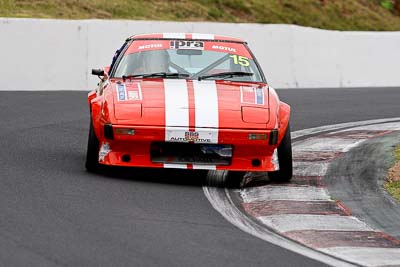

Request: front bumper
left=97, top=125, right=279, bottom=171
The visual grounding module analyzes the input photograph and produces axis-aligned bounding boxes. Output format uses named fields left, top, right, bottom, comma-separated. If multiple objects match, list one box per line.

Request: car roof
left=128, top=33, right=246, bottom=43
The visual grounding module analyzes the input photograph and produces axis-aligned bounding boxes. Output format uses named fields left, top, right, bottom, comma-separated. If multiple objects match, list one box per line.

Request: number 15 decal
left=229, top=55, right=250, bottom=67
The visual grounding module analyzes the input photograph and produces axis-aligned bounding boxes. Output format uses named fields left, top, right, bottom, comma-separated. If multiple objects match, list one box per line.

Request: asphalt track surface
left=0, top=87, right=399, bottom=267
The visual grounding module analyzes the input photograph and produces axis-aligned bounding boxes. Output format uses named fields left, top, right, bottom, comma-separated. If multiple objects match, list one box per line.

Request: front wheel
left=268, top=123, right=293, bottom=182
left=85, top=118, right=100, bottom=172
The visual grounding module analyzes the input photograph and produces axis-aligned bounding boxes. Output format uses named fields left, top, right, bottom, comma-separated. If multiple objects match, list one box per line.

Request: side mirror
left=92, top=69, right=105, bottom=76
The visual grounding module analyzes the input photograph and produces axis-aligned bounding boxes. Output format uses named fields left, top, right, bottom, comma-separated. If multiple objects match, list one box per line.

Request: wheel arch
left=277, top=101, right=291, bottom=145
left=88, top=91, right=102, bottom=140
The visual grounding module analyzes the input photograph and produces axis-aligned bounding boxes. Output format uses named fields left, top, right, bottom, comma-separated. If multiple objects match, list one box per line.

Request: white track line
left=294, top=138, right=366, bottom=152
left=293, top=161, right=330, bottom=176
left=291, top=117, right=400, bottom=139
left=240, top=185, right=331, bottom=203
left=320, top=247, right=400, bottom=267
left=258, top=214, right=373, bottom=232
left=342, top=122, right=400, bottom=131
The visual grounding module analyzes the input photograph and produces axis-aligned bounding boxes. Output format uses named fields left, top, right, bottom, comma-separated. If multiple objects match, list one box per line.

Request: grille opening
left=151, top=142, right=233, bottom=165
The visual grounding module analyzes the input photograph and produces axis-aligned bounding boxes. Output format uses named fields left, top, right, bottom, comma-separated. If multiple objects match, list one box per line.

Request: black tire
left=85, top=118, right=100, bottom=172
left=268, top=123, right=293, bottom=182
left=226, top=171, right=246, bottom=189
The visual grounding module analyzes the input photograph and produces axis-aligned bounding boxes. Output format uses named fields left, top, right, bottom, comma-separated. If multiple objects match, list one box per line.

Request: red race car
left=86, top=33, right=292, bottom=181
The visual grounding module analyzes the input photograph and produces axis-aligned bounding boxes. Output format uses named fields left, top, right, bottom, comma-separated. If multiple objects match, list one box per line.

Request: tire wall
left=1, top=18, right=399, bottom=91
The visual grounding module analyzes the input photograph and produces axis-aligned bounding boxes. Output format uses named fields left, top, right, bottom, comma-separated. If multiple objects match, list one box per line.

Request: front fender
left=277, top=102, right=291, bottom=145
left=88, top=92, right=102, bottom=139
left=88, top=90, right=96, bottom=108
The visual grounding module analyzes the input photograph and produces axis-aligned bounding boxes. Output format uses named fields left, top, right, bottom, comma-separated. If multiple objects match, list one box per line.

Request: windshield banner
left=126, top=40, right=252, bottom=58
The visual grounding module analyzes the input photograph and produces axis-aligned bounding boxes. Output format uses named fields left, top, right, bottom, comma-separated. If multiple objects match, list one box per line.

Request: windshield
left=113, top=40, right=264, bottom=82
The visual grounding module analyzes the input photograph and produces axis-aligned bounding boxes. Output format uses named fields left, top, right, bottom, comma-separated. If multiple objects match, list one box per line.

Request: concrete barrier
left=1, top=18, right=399, bottom=90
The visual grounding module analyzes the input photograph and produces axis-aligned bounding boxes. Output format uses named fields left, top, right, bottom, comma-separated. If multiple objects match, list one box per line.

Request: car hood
left=111, top=78, right=270, bottom=129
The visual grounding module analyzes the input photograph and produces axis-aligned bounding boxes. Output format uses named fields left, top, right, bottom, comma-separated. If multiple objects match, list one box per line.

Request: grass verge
left=0, top=0, right=400, bottom=31
left=385, top=145, right=400, bottom=202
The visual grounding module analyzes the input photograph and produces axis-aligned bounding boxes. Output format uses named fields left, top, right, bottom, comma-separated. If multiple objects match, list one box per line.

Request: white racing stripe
left=193, top=165, right=217, bottom=170
left=163, top=33, right=186, bottom=39
left=259, top=214, right=373, bottom=232
left=164, top=79, right=189, bottom=142
left=164, top=79, right=189, bottom=169
left=192, top=33, right=215, bottom=40
left=163, top=163, right=187, bottom=169
left=193, top=80, right=219, bottom=143
left=163, top=79, right=220, bottom=169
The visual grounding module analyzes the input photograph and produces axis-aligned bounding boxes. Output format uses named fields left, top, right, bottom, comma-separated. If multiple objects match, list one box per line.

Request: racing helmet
left=142, top=49, right=171, bottom=73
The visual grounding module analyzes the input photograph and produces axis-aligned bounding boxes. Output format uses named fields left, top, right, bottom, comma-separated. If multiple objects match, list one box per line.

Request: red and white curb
left=203, top=118, right=400, bottom=267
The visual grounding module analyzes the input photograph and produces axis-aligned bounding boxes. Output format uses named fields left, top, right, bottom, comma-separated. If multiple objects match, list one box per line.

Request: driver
left=140, top=50, right=171, bottom=73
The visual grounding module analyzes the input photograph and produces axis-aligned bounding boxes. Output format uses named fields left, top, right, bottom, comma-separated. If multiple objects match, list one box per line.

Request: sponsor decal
left=128, top=91, right=139, bottom=100
left=117, top=84, right=126, bottom=101
left=117, top=83, right=142, bottom=101
left=168, top=131, right=212, bottom=143
left=170, top=40, right=204, bottom=50
left=169, top=137, right=212, bottom=142
left=98, top=142, right=111, bottom=162
left=185, top=131, right=199, bottom=142
left=138, top=43, right=163, bottom=50
left=126, top=83, right=142, bottom=100
left=169, top=137, right=187, bottom=142
left=240, top=86, right=264, bottom=105
left=211, top=45, right=237, bottom=53
left=256, top=87, right=264, bottom=105
left=230, top=55, right=250, bottom=66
